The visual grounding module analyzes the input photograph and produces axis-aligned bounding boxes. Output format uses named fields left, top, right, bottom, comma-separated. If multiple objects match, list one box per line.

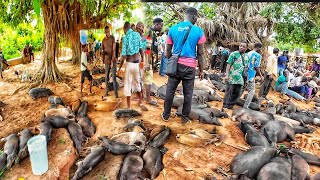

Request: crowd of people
left=78, top=6, right=320, bottom=124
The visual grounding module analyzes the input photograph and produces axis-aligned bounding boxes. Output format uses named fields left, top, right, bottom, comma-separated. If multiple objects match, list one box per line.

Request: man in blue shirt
left=278, top=50, right=289, bottom=76
left=161, top=7, right=206, bottom=124
left=243, top=42, right=264, bottom=109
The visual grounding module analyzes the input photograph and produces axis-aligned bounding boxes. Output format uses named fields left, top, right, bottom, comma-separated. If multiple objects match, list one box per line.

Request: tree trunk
left=71, top=30, right=81, bottom=64
left=35, top=0, right=63, bottom=83
left=70, top=2, right=82, bottom=64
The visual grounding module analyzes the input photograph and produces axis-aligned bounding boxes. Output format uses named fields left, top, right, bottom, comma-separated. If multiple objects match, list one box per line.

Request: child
left=80, top=44, right=93, bottom=97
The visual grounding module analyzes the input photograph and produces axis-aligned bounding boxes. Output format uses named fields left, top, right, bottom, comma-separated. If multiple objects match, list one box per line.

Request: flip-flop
left=140, top=104, right=148, bottom=111
left=147, top=100, right=159, bottom=107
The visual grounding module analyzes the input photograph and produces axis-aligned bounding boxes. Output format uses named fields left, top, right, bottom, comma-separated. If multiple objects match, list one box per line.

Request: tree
left=0, top=0, right=137, bottom=83
left=261, top=2, right=320, bottom=53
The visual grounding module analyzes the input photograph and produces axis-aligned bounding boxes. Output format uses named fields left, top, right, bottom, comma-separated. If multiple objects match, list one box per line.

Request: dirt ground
left=0, top=53, right=319, bottom=180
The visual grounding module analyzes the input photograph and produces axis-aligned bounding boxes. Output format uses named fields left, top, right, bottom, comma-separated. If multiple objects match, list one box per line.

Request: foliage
left=0, top=20, right=44, bottom=59
left=261, top=2, right=320, bottom=53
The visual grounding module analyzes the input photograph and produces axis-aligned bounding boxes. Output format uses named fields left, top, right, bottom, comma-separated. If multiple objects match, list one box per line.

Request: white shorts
left=124, top=62, right=141, bottom=96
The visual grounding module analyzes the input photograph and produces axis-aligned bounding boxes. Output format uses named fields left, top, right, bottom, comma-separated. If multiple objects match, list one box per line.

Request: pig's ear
left=209, top=91, right=212, bottom=95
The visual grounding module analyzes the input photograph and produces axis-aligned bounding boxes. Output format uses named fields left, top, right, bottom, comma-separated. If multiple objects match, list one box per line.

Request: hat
left=308, top=80, right=318, bottom=89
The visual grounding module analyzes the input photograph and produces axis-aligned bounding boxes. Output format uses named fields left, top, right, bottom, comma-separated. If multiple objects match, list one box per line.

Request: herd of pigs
left=0, top=71, right=320, bottom=179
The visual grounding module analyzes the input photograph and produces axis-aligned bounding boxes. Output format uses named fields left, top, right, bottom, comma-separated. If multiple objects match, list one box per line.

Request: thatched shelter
left=166, top=2, right=273, bottom=68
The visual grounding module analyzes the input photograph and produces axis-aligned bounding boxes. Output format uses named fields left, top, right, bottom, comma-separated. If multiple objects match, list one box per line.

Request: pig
left=263, top=100, right=276, bottom=115
left=77, top=116, right=96, bottom=137
left=16, top=128, right=33, bottom=163
left=1, top=134, right=19, bottom=169
left=71, top=99, right=82, bottom=115
left=77, top=101, right=88, bottom=117
left=42, top=115, right=70, bottom=128
left=176, top=106, right=222, bottom=126
left=260, top=121, right=295, bottom=147
left=71, top=146, right=106, bottom=180
left=143, top=146, right=167, bottom=179
left=48, top=96, right=65, bottom=108
left=257, top=157, right=291, bottom=180
left=291, top=154, right=309, bottom=180
left=232, top=108, right=274, bottom=126
left=45, top=107, right=75, bottom=119
left=93, top=100, right=122, bottom=112
left=236, top=98, right=260, bottom=111
left=119, top=150, right=144, bottom=180
left=288, top=148, right=320, bottom=166
left=0, top=153, right=7, bottom=172
left=29, top=88, right=54, bottom=99
left=38, top=121, right=53, bottom=144
left=115, top=109, right=141, bottom=119
left=204, top=107, right=229, bottom=118
left=150, top=83, right=159, bottom=96
left=239, top=121, right=269, bottom=147
left=148, top=127, right=171, bottom=148
left=230, top=146, right=277, bottom=179
left=157, top=85, right=167, bottom=100
left=68, top=121, right=87, bottom=154
left=98, top=136, right=139, bottom=155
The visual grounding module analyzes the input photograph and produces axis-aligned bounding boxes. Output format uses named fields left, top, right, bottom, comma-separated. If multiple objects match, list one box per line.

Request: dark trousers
left=258, top=72, right=273, bottom=98
left=220, top=54, right=229, bottom=73
left=163, top=63, right=196, bottom=119
left=105, top=61, right=118, bottom=97
left=211, top=55, right=218, bottom=70
left=223, top=83, right=243, bottom=108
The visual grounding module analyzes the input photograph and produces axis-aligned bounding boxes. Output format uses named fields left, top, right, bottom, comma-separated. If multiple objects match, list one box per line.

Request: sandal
left=147, top=100, right=159, bottom=107
left=140, top=104, right=148, bottom=111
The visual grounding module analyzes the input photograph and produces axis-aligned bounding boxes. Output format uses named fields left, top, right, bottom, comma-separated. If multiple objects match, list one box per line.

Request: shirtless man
left=102, top=25, right=118, bottom=98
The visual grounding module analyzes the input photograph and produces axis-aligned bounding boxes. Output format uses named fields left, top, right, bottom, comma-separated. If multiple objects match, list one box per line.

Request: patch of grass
left=98, top=174, right=108, bottom=180
left=58, top=138, right=66, bottom=144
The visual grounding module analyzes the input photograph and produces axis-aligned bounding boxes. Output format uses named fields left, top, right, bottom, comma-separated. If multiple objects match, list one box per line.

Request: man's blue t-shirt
left=278, top=55, right=288, bottom=69
left=246, top=50, right=262, bottom=81
left=167, top=21, right=206, bottom=67
left=221, top=49, right=230, bottom=56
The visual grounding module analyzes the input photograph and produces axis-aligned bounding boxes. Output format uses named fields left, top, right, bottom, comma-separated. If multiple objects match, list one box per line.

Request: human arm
left=112, top=37, right=116, bottom=62
left=197, top=43, right=205, bottom=80
left=165, top=44, right=173, bottom=58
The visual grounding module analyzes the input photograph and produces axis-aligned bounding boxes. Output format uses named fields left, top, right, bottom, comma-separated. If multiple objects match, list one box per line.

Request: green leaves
left=32, top=0, right=41, bottom=17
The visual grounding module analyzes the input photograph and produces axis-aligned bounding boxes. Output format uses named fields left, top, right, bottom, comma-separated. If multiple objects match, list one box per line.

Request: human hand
left=199, top=71, right=204, bottom=80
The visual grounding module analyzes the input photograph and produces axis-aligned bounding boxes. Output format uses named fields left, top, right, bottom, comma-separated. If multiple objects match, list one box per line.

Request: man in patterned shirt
left=118, top=22, right=147, bottom=111
left=222, top=42, right=249, bottom=110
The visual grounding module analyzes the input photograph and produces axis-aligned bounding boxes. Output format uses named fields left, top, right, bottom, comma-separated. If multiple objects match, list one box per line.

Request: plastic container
left=27, top=135, right=49, bottom=175
left=80, top=30, right=88, bottom=45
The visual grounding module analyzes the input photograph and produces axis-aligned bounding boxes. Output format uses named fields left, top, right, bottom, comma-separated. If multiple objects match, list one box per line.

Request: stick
left=216, top=166, right=229, bottom=177
left=223, top=142, right=249, bottom=151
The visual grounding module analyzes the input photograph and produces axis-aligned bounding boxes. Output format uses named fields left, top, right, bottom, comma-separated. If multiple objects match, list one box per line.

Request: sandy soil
left=0, top=54, right=319, bottom=180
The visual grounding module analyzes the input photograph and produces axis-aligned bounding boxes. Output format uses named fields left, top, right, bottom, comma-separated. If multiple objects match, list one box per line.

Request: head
left=104, top=25, right=111, bottom=37
left=273, top=48, right=279, bottom=56
left=283, top=50, right=288, bottom=56
left=283, top=69, right=289, bottom=77
left=136, top=21, right=144, bottom=35
left=254, top=42, right=262, bottom=53
left=123, top=21, right=131, bottom=34
left=185, top=7, right=198, bottom=24
left=153, top=18, right=163, bottom=32
left=239, top=41, right=248, bottom=53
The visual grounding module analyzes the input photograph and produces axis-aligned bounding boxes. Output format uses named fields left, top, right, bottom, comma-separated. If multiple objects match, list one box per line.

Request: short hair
left=124, top=22, right=131, bottom=29
left=273, top=48, right=279, bottom=54
left=254, top=43, right=262, bottom=48
left=240, top=41, right=248, bottom=46
left=153, top=18, right=163, bottom=24
left=105, top=25, right=109, bottom=30
left=186, top=7, right=198, bottom=16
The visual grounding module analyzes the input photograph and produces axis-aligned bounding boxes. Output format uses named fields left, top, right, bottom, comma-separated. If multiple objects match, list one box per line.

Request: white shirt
left=288, top=72, right=295, bottom=87
left=161, top=33, right=167, bottom=53
left=80, top=52, right=87, bottom=71
left=292, top=76, right=302, bottom=87
left=265, top=54, right=278, bottom=79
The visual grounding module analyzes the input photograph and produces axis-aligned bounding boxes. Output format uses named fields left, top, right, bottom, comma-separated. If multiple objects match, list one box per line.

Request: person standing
left=259, top=48, right=279, bottom=99
left=219, top=47, right=230, bottom=74
left=28, top=44, right=34, bottom=62
left=222, top=42, right=249, bottom=110
left=149, top=18, right=164, bottom=71
left=102, top=26, right=118, bottom=98
left=115, top=40, right=120, bottom=61
left=159, top=28, right=169, bottom=76
left=118, top=22, right=147, bottom=110
left=80, top=44, right=93, bottom=97
left=211, top=45, right=218, bottom=70
left=243, top=42, right=264, bottom=109
left=278, top=50, right=289, bottom=76
left=161, top=7, right=206, bottom=124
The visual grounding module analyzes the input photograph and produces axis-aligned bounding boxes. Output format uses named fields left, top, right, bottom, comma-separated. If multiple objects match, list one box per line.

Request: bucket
left=27, top=135, right=49, bottom=175
left=80, top=30, right=88, bottom=45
